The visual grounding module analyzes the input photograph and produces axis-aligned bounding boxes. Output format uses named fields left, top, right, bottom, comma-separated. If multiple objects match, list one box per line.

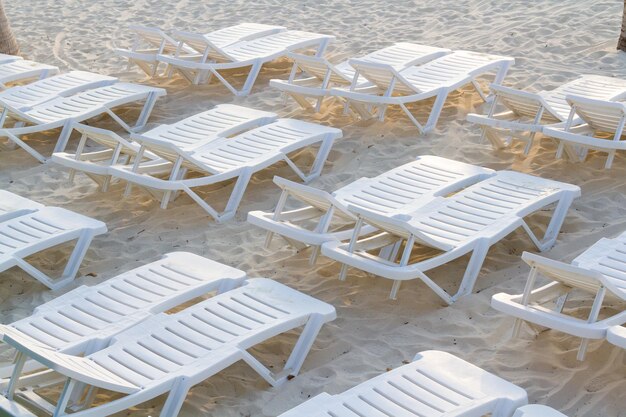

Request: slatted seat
left=322, top=171, right=580, bottom=303
left=330, top=50, right=514, bottom=133
left=0, top=60, right=59, bottom=90
left=608, top=325, right=626, bottom=350
left=158, top=30, right=335, bottom=95
left=0, top=71, right=117, bottom=111
left=0, top=82, right=166, bottom=163
left=492, top=230, right=626, bottom=360
left=0, top=278, right=336, bottom=417
left=0, top=191, right=43, bottom=223
left=109, top=118, right=343, bottom=222
left=115, top=23, right=285, bottom=77
left=51, top=105, right=276, bottom=191
left=248, top=156, right=494, bottom=263
left=467, top=75, right=626, bottom=155
left=278, top=350, right=528, bottom=417
left=270, top=43, right=450, bottom=112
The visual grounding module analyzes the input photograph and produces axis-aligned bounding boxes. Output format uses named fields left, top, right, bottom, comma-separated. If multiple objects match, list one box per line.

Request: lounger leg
left=535, top=195, right=574, bottom=251
left=339, top=218, right=364, bottom=281
left=239, top=62, right=263, bottom=97
left=53, top=120, right=74, bottom=154
left=265, top=190, right=290, bottom=249
left=304, top=137, right=335, bottom=181
left=576, top=286, right=606, bottom=361
left=423, top=91, right=450, bottom=133
left=452, top=242, right=489, bottom=302
left=4, top=351, right=26, bottom=400
left=606, top=150, right=616, bottom=169
left=54, top=378, right=77, bottom=417
left=4, top=131, right=47, bottom=163
left=134, top=92, right=158, bottom=131
left=159, top=377, right=191, bottom=417
left=59, top=233, right=95, bottom=282
left=512, top=266, right=539, bottom=338
left=240, top=315, right=325, bottom=387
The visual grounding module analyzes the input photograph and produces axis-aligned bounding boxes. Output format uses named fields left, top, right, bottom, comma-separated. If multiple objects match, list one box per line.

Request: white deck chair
left=51, top=105, right=277, bottom=190
left=0, top=207, right=106, bottom=290
left=0, top=252, right=246, bottom=381
left=513, top=405, right=568, bottom=417
left=330, top=50, right=514, bottom=133
left=270, top=43, right=450, bottom=112
left=0, top=60, right=59, bottom=90
left=0, top=71, right=118, bottom=112
left=321, top=171, right=580, bottom=304
left=0, top=83, right=166, bottom=163
left=158, top=30, right=335, bottom=95
left=467, top=75, right=626, bottom=155
left=0, top=191, right=43, bottom=223
left=607, top=325, right=626, bottom=349
left=0, top=278, right=336, bottom=417
left=168, top=23, right=286, bottom=83
left=279, top=350, right=528, bottom=417
left=543, top=96, right=626, bottom=169
left=248, top=156, right=494, bottom=264
left=109, top=119, right=343, bottom=222
left=115, top=23, right=285, bottom=77
left=491, top=231, right=626, bottom=360
left=0, top=54, right=22, bottom=65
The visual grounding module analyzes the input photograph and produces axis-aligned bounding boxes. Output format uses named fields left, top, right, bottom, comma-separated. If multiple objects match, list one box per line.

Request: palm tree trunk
left=0, top=0, right=19, bottom=55
left=619, top=0, right=626, bottom=51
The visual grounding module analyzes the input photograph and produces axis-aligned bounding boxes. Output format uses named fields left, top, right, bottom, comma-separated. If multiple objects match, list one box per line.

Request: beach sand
left=1, top=0, right=626, bottom=415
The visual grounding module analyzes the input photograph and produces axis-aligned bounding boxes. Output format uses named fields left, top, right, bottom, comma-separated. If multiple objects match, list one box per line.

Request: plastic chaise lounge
left=0, top=83, right=166, bottom=163
left=108, top=119, right=343, bottom=222
left=0, top=252, right=246, bottom=382
left=0, top=206, right=106, bottom=290
left=513, top=405, right=568, bottom=417
left=278, top=350, right=528, bottom=417
left=607, top=325, right=626, bottom=350
left=0, top=278, right=336, bottom=417
left=270, top=43, right=450, bottom=112
left=466, top=75, right=626, bottom=155
left=0, top=60, right=59, bottom=90
left=491, top=231, right=626, bottom=360
left=0, top=71, right=118, bottom=112
left=0, top=190, right=44, bottom=222
left=51, top=104, right=277, bottom=190
left=321, top=171, right=580, bottom=303
left=247, top=156, right=494, bottom=264
left=543, top=96, right=626, bottom=169
left=329, top=50, right=514, bottom=133
left=115, top=23, right=285, bottom=77
left=158, top=30, right=335, bottom=95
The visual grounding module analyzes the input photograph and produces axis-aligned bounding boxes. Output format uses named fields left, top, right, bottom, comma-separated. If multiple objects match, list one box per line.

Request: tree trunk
left=0, top=0, right=18, bottom=55
left=619, top=0, right=626, bottom=51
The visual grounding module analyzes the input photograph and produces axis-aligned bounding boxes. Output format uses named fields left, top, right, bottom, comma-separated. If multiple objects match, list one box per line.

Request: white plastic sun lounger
left=330, top=50, right=514, bottom=133
left=0, top=83, right=166, bottom=163
left=0, top=252, right=246, bottom=381
left=467, top=75, right=626, bottom=155
left=321, top=171, right=580, bottom=303
left=0, top=191, right=43, bottom=223
left=607, top=325, right=626, bottom=349
left=247, top=156, right=494, bottom=263
left=158, top=30, right=335, bottom=95
left=270, top=43, right=450, bottom=112
left=0, top=71, right=118, bottom=112
left=0, top=54, right=22, bottom=65
left=115, top=23, right=285, bottom=77
left=0, top=207, right=106, bottom=290
left=543, top=96, right=626, bottom=169
left=513, top=405, right=568, bottom=417
left=0, top=278, right=336, bottom=417
left=109, top=119, right=343, bottom=222
left=51, top=105, right=277, bottom=190
left=279, top=350, right=528, bottom=417
left=0, top=60, right=59, bottom=90
left=491, top=231, right=626, bottom=360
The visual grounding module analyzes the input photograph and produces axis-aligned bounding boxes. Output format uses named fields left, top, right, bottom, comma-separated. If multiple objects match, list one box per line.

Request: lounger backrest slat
left=566, top=95, right=626, bottom=134
left=490, top=85, right=561, bottom=122
left=289, top=54, right=351, bottom=84
left=0, top=60, right=58, bottom=84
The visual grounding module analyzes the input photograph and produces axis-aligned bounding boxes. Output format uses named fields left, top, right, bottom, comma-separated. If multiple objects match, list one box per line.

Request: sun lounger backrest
left=489, top=84, right=562, bottom=122
left=129, top=26, right=179, bottom=52
left=566, top=95, right=626, bottom=135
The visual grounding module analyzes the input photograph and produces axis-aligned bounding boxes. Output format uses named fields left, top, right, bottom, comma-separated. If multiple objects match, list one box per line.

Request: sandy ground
left=1, top=0, right=626, bottom=416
